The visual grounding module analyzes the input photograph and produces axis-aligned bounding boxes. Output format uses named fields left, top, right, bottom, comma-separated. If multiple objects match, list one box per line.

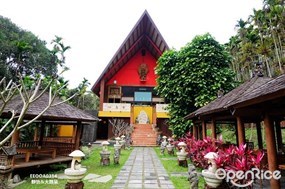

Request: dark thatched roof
left=1, top=92, right=99, bottom=122
left=226, top=74, right=285, bottom=108
left=186, top=76, right=273, bottom=119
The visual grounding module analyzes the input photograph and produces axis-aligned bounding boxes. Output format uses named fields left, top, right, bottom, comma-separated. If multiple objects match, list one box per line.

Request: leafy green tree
left=156, top=33, right=236, bottom=137
left=67, top=78, right=99, bottom=111
left=0, top=15, right=59, bottom=80
left=0, top=37, right=77, bottom=146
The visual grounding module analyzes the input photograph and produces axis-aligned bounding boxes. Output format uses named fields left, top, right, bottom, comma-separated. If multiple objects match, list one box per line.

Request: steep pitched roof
left=91, top=10, right=169, bottom=94
left=186, top=76, right=272, bottom=119
left=1, top=92, right=98, bottom=122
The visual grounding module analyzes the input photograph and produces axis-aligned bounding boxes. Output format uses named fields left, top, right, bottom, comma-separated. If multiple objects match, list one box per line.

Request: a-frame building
left=91, top=10, right=171, bottom=145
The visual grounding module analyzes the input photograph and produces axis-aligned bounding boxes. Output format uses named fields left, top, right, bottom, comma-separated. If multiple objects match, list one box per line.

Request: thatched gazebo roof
left=226, top=74, right=285, bottom=108
left=185, top=76, right=272, bottom=119
left=1, top=92, right=99, bottom=122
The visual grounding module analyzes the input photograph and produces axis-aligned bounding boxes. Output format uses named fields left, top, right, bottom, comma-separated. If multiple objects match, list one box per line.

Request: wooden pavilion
left=1, top=92, right=98, bottom=169
left=185, top=74, right=285, bottom=188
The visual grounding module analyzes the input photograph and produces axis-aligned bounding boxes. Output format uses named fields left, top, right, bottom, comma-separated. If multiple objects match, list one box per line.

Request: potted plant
left=214, top=144, right=264, bottom=188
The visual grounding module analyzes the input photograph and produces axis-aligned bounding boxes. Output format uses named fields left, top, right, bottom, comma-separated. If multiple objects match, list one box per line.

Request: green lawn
left=154, top=147, right=205, bottom=189
left=15, top=146, right=133, bottom=189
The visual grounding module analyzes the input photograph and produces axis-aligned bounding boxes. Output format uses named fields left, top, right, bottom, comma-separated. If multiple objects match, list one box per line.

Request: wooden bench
left=17, top=147, right=56, bottom=162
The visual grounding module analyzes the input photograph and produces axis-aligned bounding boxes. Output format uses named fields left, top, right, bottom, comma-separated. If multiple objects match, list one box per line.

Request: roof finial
left=217, top=89, right=224, bottom=98
left=252, top=61, right=263, bottom=77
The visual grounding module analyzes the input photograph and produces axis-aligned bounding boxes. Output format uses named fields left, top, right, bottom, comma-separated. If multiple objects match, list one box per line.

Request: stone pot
left=176, top=151, right=187, bottom=161
left=202, top=170, right=223, bottom=188
left=64, top=168, right=87, bottom=183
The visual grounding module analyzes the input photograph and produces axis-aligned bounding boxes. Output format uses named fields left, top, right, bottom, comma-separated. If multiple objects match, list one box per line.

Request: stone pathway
left=111, top=147, right=175, bottom=189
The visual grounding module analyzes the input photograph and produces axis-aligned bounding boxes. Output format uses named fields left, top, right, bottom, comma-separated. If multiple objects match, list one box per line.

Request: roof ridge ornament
left=217, top=89, right=224, bottom=98
left=252, top=61, right=263, bottom=77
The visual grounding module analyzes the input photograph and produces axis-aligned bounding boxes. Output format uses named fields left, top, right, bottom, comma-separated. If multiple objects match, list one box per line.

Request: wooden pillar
left=264, top=114, right=280, bottom=188
left=75, top=121, right=83, bottom=150
left=10, top=129, right=20, bottom=167
left=33, top=126, right=38, bottom=141
left=193, top=124, right=198, bottom=139
left=202, top=120, right=207, bottom=139
left=11, top=130, right=20, bottom=145
left=275, top=120, right=282, bottom=151
left=99, top=80, right=105, bottom=111
left=152, top=105, right=157, bottom=125
left=130, top=105, right=134, bottom=124
left=197, top=123, right=201, bottom=139
left=39, top=120, right=45, bottom=146
left=210, top=119, right=216, bottom=139
left=72, top=125, right=77, bottom=143
left=236, top=116, right=245, bottom=145
left=256, top=122, right=263, bottom=149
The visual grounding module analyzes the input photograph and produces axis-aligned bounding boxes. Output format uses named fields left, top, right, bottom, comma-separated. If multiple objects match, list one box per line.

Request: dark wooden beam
left=145, top=35, right=163, bottom=55
left=99, top=79, right=105, bottom=111
left=202, top=120, right=207, bottom=139
left=236, top=116, right=245, bottom=145
left=75, top=121, right=82, bottom=150
left=193, top=124, right=198, bottom=139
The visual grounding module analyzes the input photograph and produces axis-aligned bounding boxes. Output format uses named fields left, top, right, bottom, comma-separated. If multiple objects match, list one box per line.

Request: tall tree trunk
left=270, top=19, right=283, bottom=73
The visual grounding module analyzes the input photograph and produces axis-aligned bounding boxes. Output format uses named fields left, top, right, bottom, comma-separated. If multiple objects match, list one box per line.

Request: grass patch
left=15, top=146, right=133, bottom=189
left=154, top=147, right=205, bottom=189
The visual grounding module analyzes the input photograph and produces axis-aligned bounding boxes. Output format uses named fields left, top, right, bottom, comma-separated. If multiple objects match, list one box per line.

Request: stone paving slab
left=111, top=147, right=175, bottom=189
left=88, top=175, right=112, bottom=183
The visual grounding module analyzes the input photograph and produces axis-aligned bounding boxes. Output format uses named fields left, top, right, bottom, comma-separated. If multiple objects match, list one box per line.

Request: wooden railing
left=34, top=137, right=74, bottom=143
left=42, top=137, right=73, bottom=143
left=17, top=141, right=39, bottom=148
left=16, top=141, right=75, bottom=156
left=42, top=141, right=75, bottom=156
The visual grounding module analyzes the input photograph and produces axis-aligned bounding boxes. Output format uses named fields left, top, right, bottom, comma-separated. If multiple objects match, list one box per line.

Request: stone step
left=131, top=124, right=158, bottom=146
left=132, top=135, right=157, bottom=138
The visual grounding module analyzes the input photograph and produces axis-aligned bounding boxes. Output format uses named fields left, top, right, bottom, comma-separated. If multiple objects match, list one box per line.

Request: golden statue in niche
left=138, top=63, right=149, bottom=81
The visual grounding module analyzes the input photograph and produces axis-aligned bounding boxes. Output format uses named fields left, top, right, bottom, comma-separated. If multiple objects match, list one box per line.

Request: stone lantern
left=119, top=135, right=126, bottom=150
left=64, top=150, right=87, bottom=189
left=160, top=136, right=168, bottom=155
left=166, top=138, right=174, bottom=155
left=113, top=137, right=121, bottom=164
left=114, top=137, right=121, bottom=154
left=100, top=141, right=111, bottom=166
left=176, top=142, right=187, bottom=167
left=202, top=152, right=222, bottom=188
left=0, top=145, right=16, bottom=189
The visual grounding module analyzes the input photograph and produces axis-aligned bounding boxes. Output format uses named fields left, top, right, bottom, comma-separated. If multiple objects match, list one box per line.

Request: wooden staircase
left=131, top=124, right=158, bottom=146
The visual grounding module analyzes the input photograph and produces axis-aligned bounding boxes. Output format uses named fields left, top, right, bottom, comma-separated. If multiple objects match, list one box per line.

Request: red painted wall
left=106, top=49, right=157, bottom=86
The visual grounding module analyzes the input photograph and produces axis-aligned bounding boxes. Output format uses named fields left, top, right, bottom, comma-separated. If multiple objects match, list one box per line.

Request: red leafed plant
left=215, top=144, right=264, bottom=172
left=176, top=132, right=223, bottom=169
left=177, top=132, right=264, bottom=174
